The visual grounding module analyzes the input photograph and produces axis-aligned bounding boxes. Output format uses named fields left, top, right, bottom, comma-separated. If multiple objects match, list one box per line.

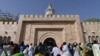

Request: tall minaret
left=45, top=3, right=55, bottom=16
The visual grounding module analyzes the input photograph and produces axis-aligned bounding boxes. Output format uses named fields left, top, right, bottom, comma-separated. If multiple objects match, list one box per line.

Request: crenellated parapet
left=82, top=22, right=100, bottom=25
left=0, top=21, right=18, bottom=25
left=19, top=14, right=80, bottom=20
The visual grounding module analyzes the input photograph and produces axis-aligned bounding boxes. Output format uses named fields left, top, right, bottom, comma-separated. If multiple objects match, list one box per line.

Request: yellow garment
left=35, top=53, right=44, bottom=56
left=81, top=44, right=87, bottom=56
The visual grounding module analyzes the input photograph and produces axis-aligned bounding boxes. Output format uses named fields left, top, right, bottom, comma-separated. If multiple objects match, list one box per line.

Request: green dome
left=84, top=18, right=100, bottom=22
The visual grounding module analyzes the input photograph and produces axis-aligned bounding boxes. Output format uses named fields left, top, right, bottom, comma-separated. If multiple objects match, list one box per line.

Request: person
left=72, top=42, right=77, bottom=55
left=20, top=41, right=26, bottom=53
left=60, top=44, right=63, bottom=51
left=92, top=40, right=100, bottom=56
left=52, top=45, right=60, bottom=56
left=36, top=42, right=45, bottom=55
left=3, top=43, right=8, bottom=51
left=9, top=41, right=15, bottom=55
left=62, top=42, right=71, bottom=56
left=1, top=50, right=7, bottom=56
left=28, top=43, right=34, bottom=56
left=0, top=43, right=3, bottom=55
left=0, top=43, right=7, bottom=56
left=6, top=43, right=12, bottom=56
left=86, top=43, right=93, bottom=56
left=73, top=44, right=80, bottom=56
left=68, top=43, right=74, bottom=56
left=34, top=44, right=44, bottom=56
left=57, top=54, right=61, bottom=56
left=81, top=43, right=87, bottom=56
left=23, top=44, right=29, bottom=56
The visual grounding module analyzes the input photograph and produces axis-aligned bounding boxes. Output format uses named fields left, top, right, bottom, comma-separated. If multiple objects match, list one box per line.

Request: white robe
left=62, top=45, right=71, bottom=56
left=74, top=46, right=80, bottom=56
left=52, top=47, right=60, bottom=56
left=23, top=48, right=29, bottom=56
left=28, top=45, right=34, bottom=56
left=92, top=44, right=100, bottom=56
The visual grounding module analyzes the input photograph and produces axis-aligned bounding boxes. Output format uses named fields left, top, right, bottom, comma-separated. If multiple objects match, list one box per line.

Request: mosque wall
left=0, top=15, right=100, bottom=44
left=0, top=21, right=18, bottom=42
left=16, top=14, right=83, bottom=45
left=82, top=22, right=100, bottom=43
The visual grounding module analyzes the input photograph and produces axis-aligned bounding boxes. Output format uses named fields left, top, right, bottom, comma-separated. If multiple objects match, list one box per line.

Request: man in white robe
left=52, top=46, right=60, bottom=56
left=92, top=40, right=100, bottom=56
left=74, top=45, right=80, bottom=56
left=23, top=45, right=29, bottom=56
left=28, top=43, right=34, bottom=56
left=62, top=42, right=71, bottom=56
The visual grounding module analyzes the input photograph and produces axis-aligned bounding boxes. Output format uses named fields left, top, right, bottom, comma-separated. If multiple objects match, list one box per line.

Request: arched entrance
left=43, top=38, right=56, bottom=47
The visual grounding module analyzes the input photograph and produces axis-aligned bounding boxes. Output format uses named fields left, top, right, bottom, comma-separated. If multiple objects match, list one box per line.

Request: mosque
left=0, top=4, right=100, bottom=46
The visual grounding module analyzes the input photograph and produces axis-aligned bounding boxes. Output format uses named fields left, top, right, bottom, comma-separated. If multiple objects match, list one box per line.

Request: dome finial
left=48, top=3, right=51, bottom=6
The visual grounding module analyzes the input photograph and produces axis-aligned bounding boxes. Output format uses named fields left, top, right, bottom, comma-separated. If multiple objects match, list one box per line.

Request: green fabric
left=12, top=53, right=24, bottom=56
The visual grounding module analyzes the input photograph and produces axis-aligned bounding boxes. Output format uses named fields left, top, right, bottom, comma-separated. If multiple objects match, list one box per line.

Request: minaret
left=45, top=3, right=55, bottom=16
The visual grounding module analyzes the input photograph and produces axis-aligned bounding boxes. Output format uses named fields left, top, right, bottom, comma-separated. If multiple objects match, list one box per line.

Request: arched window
left=14, top=31, right=16, bottom=34
left=7, top=36, right=11, bottom=43
left=3, top=36, right=7, bottom=43
left=96, top=36, right=99, bottom=43
left=91, top=36, right=95, bottom=43
left=0, top=36, right=2, bottom=44
left=88, top=36, right=91, bottom=43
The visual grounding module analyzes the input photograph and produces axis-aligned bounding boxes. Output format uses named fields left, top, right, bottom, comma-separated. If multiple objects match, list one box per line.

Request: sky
left=0, top=0, right=100, bottom=21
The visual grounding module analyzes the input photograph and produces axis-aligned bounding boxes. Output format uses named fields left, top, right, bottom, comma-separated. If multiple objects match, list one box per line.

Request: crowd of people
left=0, top=40, right=100, bottom=56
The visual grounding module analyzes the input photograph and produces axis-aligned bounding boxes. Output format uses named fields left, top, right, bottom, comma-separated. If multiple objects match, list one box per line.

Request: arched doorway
left=43, top=38, right=56, bottom=47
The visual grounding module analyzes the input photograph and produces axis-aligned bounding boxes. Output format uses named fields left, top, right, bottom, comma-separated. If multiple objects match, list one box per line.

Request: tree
left=0, top=9, right=16, bottom=22
left=84, top=18, right=100, bottom=22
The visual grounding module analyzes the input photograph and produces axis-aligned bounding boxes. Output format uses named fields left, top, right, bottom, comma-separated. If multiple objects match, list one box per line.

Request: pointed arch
left=39, top=32, right=57, bottom=44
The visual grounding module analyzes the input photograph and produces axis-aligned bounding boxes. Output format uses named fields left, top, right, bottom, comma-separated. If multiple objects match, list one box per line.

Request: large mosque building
left=0, top=4, right=100, bottom=46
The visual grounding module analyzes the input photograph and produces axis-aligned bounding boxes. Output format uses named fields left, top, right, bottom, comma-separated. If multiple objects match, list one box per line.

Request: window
left=5, top=31, right=8, bottom=34
left=88, top=36, right=91, bottom=43
left=14, top=31, right=16, bottom=34
left=7, top=36, right=11, bottom=43
left=83, top=31, right=86, bottom=34
left=91, top=36, right=95, bottom=43
left=0, top=36, right=2, bottom=43
left=92, top=32, right=95, bottom=34
left=96, top=36, right=99, bottom=42
left=3, top=36, right=7, bottom=43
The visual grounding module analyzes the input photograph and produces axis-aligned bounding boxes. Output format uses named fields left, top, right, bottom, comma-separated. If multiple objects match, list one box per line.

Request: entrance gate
left=43, top=38, right=56, bottom=47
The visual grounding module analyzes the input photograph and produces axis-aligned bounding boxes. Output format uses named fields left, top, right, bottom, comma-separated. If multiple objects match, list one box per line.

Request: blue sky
left=0, top=0, right=100, bottom=21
